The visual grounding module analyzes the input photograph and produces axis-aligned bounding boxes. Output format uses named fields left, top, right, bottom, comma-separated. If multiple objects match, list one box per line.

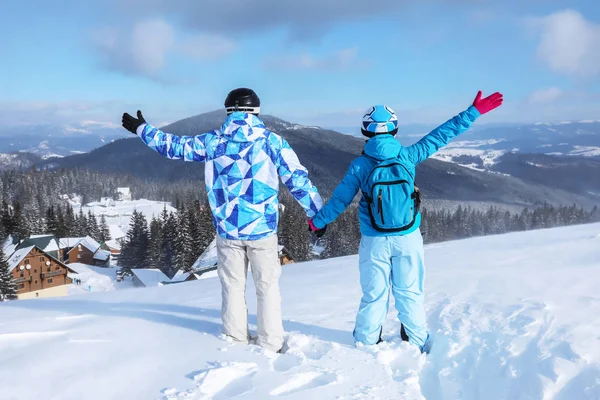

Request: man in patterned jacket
left=121, top=88, right=325, bottom=352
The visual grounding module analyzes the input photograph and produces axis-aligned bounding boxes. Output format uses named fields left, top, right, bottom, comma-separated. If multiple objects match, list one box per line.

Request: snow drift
left=1, top=223, right=599, bottom=400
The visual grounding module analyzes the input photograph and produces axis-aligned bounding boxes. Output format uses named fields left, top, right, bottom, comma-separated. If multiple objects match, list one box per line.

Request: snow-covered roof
left=109, top=225, right=126, bottom=240
left=7, top=246, right=35, bottom=272
left=18, top=235, right=60, bottom=253
left=93, top=249, right=111, bottom=261
left=104, top=239, right=122, bottom=251
left=117, top=187, right=131, bottom=195
left=131, top=269, right=170, bottom=287
left=170, top=270, right=191, bottom=283
left=60, top=236, right=101, bottom=253
left=191, top=238, right=218, bottom=271
left=60, top=238, right=84, bottom=248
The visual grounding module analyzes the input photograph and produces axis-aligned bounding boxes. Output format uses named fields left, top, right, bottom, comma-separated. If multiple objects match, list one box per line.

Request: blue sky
left=1, top=0, right=600, bottom=128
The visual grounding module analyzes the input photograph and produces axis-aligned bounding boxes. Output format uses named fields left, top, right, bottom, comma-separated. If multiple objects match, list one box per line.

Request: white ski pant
left=216, top=234, right=284, bottom=352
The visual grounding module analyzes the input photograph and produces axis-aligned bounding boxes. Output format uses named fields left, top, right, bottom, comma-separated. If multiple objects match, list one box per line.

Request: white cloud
left=179, top=35, right=237, bottom=60
left=528, top=87, right=563, bottom=104
left=264, top=48, right=361, bottom=70
left=530, top=10, right=600, bottom=78
left=93, top=20, right=236, bottom=79
left=93, top=19, right=174, bottom=78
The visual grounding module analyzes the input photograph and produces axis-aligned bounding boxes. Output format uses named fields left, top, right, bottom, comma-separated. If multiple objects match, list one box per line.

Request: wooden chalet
left=8, top=245, right=77, bottom=299
left=59, top=236, right=109, bottom=267
left=278, top=245, right=296, bottom=265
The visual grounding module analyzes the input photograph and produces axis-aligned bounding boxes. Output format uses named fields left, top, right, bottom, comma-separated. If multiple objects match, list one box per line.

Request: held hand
left=122, top=110, right=147, bottom=134
left=308, top=219, right=327, bottom=238
left=472, top=91, right=504, bottom=115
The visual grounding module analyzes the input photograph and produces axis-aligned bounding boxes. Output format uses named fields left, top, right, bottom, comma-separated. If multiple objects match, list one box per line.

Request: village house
left=116, top=187, right=132, bottom=202
left=59, top=236, right=110, bottom=267
left=102, top=239, right=122, bottom=257
left=130, top=269, right=170, bottom=287
left=8, top=245, right=77, bottom=299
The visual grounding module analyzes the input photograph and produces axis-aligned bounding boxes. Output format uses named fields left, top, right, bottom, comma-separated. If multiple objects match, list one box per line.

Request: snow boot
left=400, top=324, right=409, bottom=342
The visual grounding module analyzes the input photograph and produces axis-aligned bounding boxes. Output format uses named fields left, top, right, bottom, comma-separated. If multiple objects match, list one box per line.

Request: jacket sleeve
left=405, top=105, right=481, bottom=165
left=277, top=138, right=324, bottom=218
left=311, top=163, right=361, bottom=229
left=136, top=123, right=212, bottom=162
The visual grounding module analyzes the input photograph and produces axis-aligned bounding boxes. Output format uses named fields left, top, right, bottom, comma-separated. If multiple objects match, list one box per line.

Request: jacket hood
left=363, top=134, right=401, bottom=161
left=221, top=112, right=267, bottom=143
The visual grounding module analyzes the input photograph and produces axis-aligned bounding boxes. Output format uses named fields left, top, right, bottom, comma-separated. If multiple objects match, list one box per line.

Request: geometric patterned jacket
left=137, top=111, right=323, bottom=241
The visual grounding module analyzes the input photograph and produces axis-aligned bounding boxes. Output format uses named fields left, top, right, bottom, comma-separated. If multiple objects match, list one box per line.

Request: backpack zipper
left=378, top=189, right=385, bottom=224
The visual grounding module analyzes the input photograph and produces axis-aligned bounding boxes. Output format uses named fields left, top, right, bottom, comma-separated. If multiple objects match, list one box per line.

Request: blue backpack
left=361, top=156, right=419, bottom=233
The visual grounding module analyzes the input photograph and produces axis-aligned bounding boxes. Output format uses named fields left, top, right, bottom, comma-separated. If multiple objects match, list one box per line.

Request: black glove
left=122, top=110, right=146, bottom=134
left=308, top=222, right=327, bottom=238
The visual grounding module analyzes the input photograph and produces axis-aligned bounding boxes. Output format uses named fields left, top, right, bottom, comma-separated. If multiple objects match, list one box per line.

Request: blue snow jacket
left=312, top=106, right=481, bottom=237
left=137, top=112, right=323, bottom=241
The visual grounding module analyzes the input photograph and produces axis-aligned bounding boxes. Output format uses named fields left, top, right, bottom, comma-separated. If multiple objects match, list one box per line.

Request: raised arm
left=406, top=91, right=503, bottom=165
left=311, top=163, right=361, bottom=229
left=277, top=138, right=323, bottom=218
left=122, top=110, right=211, bottom=162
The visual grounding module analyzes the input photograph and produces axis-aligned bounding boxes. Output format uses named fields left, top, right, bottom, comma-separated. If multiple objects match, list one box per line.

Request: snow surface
left=1, top=224, right=600, bottom=400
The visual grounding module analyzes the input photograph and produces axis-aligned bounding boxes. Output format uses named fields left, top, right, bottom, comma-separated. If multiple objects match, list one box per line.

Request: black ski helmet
left=224, top=88, right=261, bottom=115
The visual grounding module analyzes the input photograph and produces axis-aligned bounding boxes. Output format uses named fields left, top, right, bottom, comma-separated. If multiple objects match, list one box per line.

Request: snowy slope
left=1, top=224, right=599, bottom=400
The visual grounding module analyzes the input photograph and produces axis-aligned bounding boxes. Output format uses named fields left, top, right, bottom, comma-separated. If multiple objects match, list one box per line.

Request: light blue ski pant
left=354, top=229, right=428, bottom=348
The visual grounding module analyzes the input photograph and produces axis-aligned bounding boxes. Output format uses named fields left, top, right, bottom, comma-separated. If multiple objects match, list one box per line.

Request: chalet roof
left=93, top=249, right=111, bottom=261
left=109, top=225, right=126, bottom=240
left=7, top=246, right=35, bottom=273
left=170, top=270, right=191, bottom=283
left=60, top=236, right=101, bottom=253
left=17, top=235, right=60, bottom=254
left=191, top=238, right=218, bottom=272
left=104, top=239, right=122, bottom=251
left=130, top=269, right=169, bottom=287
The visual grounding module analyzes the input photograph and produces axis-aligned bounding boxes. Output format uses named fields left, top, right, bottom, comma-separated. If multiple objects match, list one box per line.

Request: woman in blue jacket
left=309, top=91, right=503, bottom=351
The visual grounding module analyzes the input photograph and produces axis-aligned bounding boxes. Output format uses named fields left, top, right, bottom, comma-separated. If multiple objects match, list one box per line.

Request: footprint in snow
left=269, top=371, right=339, bottom=396
left=285, top=334, right=336, bottom=361
left=162, top=362, right=258, bottom=400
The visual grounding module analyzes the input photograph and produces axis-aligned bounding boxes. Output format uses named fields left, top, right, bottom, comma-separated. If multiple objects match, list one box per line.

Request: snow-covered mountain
left=0, top=122, right=128, bottom=158
left=1, top=223, right=599, bottom=400
left=0, top=152, right=41, bottom=170
left=413, top=120, right=600, bottom=168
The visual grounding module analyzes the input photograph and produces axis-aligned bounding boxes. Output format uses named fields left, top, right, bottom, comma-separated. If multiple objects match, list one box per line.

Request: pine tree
left=74, top=208, right=87, bottom=237
left=119, top=210, right=149, bottom=270
left=87, top=210, right=100, bottom=241
left=64, top=204, right=76, bottom=237
left=148, top=217, right=163, bottom=270
left=46, top=206, right=59, bottom=237
left=174, top=205, right=191, bottom=272
left=0, top=248, right=18, bottom=301
left=1, top=200, right=13, bottom=237
left=160, top=209, right=178, bottom=276
left=99, top=214, right=111, bottom=243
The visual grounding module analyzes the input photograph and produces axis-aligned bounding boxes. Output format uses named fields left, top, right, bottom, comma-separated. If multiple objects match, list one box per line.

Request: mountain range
left=29, top=110, right=599, bottom=210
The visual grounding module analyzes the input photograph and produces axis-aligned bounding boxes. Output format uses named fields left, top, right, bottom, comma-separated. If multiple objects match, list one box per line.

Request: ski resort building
left=116, top=187, right=132, bottom=201
left=8, top=244, right=77, bottom=299
left=131, top=269, right=170, bottom=287
left=59, top=236, right=109, bottom=267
